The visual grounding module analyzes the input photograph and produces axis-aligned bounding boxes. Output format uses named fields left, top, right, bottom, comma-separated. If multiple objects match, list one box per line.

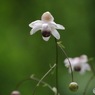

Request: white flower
left=52, top=87, right=57, bottom=94
left=11, top=91, right=20, bottom=95
left=29, top=12, right=65, bottom=41
left=93, top=88, right=95, bottom=94
left=64, top=55, right=91, bottom=74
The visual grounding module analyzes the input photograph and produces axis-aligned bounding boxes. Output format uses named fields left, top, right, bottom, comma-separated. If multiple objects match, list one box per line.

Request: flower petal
left=79, top=68, right=85, bottom=74
left=29, top=20, right=43, bottom=28
left=50, top=22, right=65, bottom=30
left=55, top=24, right=65, bottom=30
left=51, top=29, right=60, bottom=39
left=42, top=23, right=49, bottom=30
left=42, top=36, right=51, bottom=41
left=41, top=12, right=54, bottom=22
left=64, top=58, right=73, bottom=67
left=83, top=63, right=91, bottom=71
left=93, top=88, right=95, bottom=94
left=79, top=55, right=88, bottom=63
left=30, top=25, right=42, bottom=35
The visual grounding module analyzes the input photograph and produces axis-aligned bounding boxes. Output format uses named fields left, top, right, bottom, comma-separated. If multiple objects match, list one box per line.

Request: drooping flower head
left=64, top=55, right=91, bottom=74
left=29, top=12, right=65, bottom=41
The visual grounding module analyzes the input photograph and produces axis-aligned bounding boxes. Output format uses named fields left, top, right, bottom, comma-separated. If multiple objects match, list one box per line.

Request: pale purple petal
left=79, top=63, right=90, bottom=74
left=64, top=58, right=73, bottom=67
left=72, top=57, right=80, bottom=65
left=79, top=55, right=88, bottom=63
left=83, top=63, right=91, bottom=71
left=79, top=68, right=85, bottom=74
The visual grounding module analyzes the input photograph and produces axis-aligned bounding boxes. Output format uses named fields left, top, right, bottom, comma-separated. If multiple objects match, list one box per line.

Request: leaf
left=57, top=41, right=65, bottom=48
left=42, top=84, right=48, bottom=87
left=88, top=57, right=94, bottom=62
left=30, top=74, right=35, bottom=78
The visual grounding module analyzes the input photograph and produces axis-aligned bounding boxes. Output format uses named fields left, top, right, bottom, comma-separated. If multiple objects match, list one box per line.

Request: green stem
left=32, top=63, right=56, bottom=95
left=83, top=61, right=95, bottom=95
left=57, top=43, right=74, bottom=82
left=55, top=38, right=59, bottom=95
left=14, top=76, right=57, bottom=94
left=89, top=61, right=95, bottom=74
left=83, top=74, right=95, bottom=95
left=30, top=76, right=53, bottom=91
left=15, top=77, right=31, bottom=90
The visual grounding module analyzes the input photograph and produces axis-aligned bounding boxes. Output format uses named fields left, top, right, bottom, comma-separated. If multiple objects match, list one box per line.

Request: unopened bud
left=11, top=91, right=20, bottom=95
left=69, top=82, right=78, bottom=92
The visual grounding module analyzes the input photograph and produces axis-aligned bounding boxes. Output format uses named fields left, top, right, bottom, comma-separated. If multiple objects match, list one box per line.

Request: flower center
left=42, top=30, right=51, bottom=37
left=74, top=66, right=81, bottom=71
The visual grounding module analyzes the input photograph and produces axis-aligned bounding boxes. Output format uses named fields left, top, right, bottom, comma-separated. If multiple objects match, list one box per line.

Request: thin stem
left=30, top=77, right=53, bottom=90
left=55, top=38, right=59, bottom=95
left=83, top=74, right=95, bottom=95
left=57, top=43, right=74, bottom=82
left=89, top=61, right=95, bottom=74
left=15, top=77, right=31, bottom=90
left=32, top=63, right=56, bottom=95
left=83, top=61, right=95, bottom=95
left=14, top=76, right=56, bottom=94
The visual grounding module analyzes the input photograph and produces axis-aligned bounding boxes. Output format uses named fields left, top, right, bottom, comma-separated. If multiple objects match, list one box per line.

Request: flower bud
left=69, top=82, right=78, bottom=92
left=11, top=91, right=20, bottom=95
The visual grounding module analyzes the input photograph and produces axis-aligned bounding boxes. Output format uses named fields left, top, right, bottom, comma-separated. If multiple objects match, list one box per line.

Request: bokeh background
left=0, top=0, right=95, bottom=95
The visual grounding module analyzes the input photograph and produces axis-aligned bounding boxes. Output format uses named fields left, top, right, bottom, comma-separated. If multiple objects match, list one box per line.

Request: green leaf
left=57, top=41, right=65, bottom=48
left=42, top=84, right=48, bottom=87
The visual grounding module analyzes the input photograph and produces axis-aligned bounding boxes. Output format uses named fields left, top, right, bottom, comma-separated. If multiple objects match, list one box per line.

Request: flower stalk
left=57, top=42, right=74, bottom=82
left=14, top=75, right=57, bottom=95
left=32, top=63, right=56, bottom=95
left=83, top=61, right=95, bottom=95
left=55, top=38, right=59, bottom=95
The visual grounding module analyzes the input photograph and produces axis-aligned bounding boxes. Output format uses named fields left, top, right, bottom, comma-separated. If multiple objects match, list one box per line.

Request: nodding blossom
left=64, top=55, right=91, bottom=74
left=29, top=12, right=65, bottom=41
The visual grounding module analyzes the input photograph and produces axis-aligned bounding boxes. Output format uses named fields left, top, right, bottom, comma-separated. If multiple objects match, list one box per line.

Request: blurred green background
left=0, top=0, right=95, bottom=95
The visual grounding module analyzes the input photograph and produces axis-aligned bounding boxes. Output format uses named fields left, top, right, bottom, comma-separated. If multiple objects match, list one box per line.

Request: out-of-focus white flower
left=52, top=87, right=60, bottom=95
left=64, top=55, right=91, bottom=74
left=29, top=12, right=65, bottom=41
left=93, top=88, right=95, bottom=94
left=11, top=91, right=20, bottom=95
left=52, top=87, right=57, bottom=94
